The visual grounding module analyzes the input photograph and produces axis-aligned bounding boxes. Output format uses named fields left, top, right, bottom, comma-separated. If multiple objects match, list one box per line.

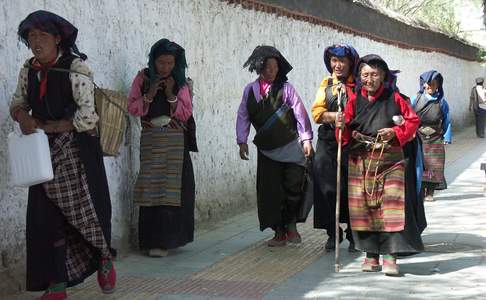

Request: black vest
left=27, top=54, right=77, bottom=121
left=318, top=78, right=351, bottom=141
left=247, top=85, right=298, bottom=150
left=324, top=79, right=348, bottom=113
left=414, top=93, right=443, bottom=128
left=349, top=88, right=401, bottom=137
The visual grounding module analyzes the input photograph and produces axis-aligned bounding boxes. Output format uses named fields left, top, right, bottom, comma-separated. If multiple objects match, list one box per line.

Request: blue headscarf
left=419, top=70, right=444, bottom=100
left=18, top=10, right=87, bottom=60
left=323, top=44, right=360, bottom=74
left=148, top=39, right=187, bottom=89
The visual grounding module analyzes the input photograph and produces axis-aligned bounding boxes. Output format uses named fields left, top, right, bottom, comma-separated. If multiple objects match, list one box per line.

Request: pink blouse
left=127, top=71, right=193, bottom=122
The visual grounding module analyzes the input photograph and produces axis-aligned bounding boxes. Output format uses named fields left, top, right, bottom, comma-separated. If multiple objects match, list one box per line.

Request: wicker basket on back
left=94, top=88, right=127, bottom=156
left=29, top=66, right=128, bottom=156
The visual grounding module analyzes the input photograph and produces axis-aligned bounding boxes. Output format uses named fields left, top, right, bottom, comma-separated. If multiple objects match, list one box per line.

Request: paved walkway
left=11, top=126, right=486, bottom=300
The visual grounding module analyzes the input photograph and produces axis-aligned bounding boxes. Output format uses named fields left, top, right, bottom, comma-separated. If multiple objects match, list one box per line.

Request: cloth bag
left=297, top=158, right=314, bottom=222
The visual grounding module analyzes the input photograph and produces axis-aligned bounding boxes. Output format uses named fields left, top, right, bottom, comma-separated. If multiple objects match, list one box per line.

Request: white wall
left=0, top=0, right=484, bottom=288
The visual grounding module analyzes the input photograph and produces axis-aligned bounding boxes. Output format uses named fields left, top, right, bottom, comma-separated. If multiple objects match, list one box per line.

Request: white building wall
left=0, top=0, right=484, bottom=288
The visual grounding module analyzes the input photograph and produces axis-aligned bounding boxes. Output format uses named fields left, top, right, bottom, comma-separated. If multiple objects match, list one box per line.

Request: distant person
left=469, top=77, right=486, bottom=138
left=236, top=46, right=313, bottom=247
left=412, top=71, right=452, bottom=202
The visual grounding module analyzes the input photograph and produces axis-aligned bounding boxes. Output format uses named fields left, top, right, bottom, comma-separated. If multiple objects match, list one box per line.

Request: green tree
left=371, top=0, right=461, bottom=36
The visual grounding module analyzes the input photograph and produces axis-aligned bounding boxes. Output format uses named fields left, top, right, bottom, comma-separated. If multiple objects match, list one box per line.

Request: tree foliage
left=372, top=0, right=461, bottom=36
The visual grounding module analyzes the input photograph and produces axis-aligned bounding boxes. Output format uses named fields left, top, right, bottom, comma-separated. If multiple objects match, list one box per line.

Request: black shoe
left=345, top=229, right=358, bottom=252
left=325, top=238, right=335, bottom=251
left=325, top=234, right=343, bottom=251
left=348, top=241, right=359, bottom=252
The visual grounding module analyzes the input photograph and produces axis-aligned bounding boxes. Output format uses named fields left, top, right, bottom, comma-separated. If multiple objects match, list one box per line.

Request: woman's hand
left=163, top=77, right=176, bottom=98
left=303, top=140, right=314, bottom=158
left=146, top=77, right=164, bottom=101
left=141, top=120, right=154, bottom=129
left=335, top=112, right=345, bottom=129
left=17, top=110, right=39, bottom=135
left=239, top=143, right=249, bottom=160
left=377, top=128, right=396, bottom=142
left=40, top=120, right=75, bottom=133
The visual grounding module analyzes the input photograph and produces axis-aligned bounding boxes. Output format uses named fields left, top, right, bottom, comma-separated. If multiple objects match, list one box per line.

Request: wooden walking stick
left=335, top=83, right=345, bottom=272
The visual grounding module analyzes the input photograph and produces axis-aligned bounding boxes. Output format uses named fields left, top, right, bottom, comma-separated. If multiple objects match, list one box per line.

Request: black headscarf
left=147, top=39, right=187, bottom=89
left=476, top=77, right=484, bottom=85
left=243, top=45, right=292, bottom=93
left=18, top=10, right=87, bottom=60
left=356, top=54, right=400, bottom=91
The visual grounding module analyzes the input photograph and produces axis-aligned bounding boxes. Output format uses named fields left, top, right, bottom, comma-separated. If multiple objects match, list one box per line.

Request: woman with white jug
left=10, top=10, right=116, bottom=300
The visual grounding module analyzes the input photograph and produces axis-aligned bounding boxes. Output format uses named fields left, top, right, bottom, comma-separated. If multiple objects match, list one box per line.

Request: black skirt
left=26, top=133, right=113, bottom=291
left=255, top=151, right=305, bottom=231
left=138, top=150, right=195, bottom=250
left=313, top=133, right=350, bottom=232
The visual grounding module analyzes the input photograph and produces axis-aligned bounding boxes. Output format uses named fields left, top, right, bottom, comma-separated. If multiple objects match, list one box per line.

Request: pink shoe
left=267, top=230, right=287, bottom=247
left=39, top=290, right=67, bottom=300
left=287, top=230, right=302, bottom=244
left=383, top=257, right=399, bottom=276
left=98, top=259, right=116, bottom=294
left=361, top=257, right=381, bottom=272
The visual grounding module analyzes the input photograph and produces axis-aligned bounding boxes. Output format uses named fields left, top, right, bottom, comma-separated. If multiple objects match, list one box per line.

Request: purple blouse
left=236, top=79, right=313, bottom=144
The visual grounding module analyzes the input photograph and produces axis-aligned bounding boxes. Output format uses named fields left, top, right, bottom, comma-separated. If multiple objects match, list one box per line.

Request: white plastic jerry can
left=8, top=129, right=54, bottom=187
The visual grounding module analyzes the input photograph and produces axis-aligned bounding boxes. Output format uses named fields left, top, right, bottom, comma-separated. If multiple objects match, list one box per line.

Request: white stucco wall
left=0, top=0, right=484, bottom=289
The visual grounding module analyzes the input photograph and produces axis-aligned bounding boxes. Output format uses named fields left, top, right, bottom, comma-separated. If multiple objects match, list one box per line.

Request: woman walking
left=128, top=39, right=197, bottom=257
left=236, top=46, right=313, bottom=246
left=10, top=10, right=116, bottom=299
left=412, top=70, right=452, bottom=201
left=311, top=44, right=359, bottom=252
left=341, top=55, right=425, bottom=275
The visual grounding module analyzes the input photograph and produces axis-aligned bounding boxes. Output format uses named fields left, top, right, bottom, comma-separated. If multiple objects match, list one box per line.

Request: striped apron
left=134, top=127, right=185, bottom=207
left=348, top=145, right=406, bottom=232
left=421, top=137, right=445, bottom=184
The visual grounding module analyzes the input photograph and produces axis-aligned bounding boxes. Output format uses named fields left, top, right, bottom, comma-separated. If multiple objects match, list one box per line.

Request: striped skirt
left=422, top=139, right=445, bottom=183
left=348, top=145, right=405, bottom=232
left=134, top=127, right=185, bottom=207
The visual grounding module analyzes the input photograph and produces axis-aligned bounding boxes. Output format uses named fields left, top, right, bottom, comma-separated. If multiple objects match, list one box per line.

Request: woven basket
left=94, top=88, right=127, bottom=156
